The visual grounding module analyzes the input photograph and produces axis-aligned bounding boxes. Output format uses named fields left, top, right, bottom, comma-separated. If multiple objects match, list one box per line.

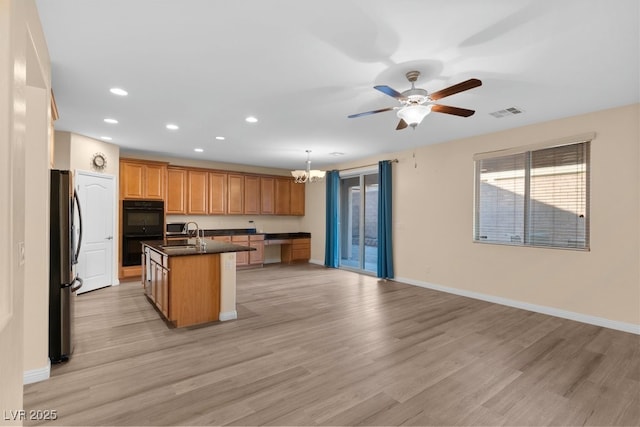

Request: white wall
left=305, top=104, right=640, bottom=330
left=0, top=0, right=51, bottom=417
left=55, top=131, right=120, bottom=286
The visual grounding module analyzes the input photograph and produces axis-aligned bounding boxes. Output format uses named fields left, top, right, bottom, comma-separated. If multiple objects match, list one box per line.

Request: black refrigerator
left=49, top=170, right=83, bottom=363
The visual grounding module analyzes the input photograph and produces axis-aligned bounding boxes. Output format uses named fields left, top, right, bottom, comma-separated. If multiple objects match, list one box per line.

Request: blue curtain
left=377, top=161, right=394, bottom=278
left=324, top=170, right=340, bottom=268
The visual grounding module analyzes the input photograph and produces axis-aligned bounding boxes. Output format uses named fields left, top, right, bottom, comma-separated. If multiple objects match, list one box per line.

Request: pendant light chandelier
left=291, top=150, right=325, bottom=184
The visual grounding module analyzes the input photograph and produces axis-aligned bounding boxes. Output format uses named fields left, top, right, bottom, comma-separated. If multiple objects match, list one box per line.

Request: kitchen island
left=141, top=238, right=253, bottom=327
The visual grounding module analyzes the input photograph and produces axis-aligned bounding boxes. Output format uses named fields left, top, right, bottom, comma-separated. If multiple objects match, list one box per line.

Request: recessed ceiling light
left=215, top=136, right=225, bottom=140
left=101, top=136, right=113, bottom=141
left=166, top=124, right=179, bottom=130
left=245, top=116, right=258, bottom=123
left=104, top=118, right=118, bottom=124
left=194, top=148, right=204, bottom=153
left=109, top=87, right=128, bottom=96
left=330, top=152, right=345, bottom=156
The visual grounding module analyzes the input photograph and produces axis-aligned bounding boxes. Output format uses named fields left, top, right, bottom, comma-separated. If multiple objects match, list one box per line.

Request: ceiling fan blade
left=348, top=107, right=394, bottom=119
left=396, top=119, right=408, bottom=130
left=428, top=78, right=482, bottom=101
left=374, top=85, right=405, bottom=99
left=431, top=104, right=476, bottom=117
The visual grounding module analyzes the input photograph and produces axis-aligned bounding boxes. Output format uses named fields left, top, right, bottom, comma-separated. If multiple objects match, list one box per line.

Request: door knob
left=106, top=236, right=113, bottom=240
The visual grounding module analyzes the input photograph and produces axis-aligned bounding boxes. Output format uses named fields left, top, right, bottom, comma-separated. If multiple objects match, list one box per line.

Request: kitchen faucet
left=184, top=222, right=204, bottom=248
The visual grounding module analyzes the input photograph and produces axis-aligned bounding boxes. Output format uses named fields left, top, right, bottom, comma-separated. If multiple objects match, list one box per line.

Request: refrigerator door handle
left=70, top=277, right=83, bottom=293
left=73, top=189, right=83, bottom=264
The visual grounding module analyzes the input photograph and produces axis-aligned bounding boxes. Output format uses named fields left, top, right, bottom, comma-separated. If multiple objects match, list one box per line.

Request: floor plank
left=24, top=263, right=640, bottom=426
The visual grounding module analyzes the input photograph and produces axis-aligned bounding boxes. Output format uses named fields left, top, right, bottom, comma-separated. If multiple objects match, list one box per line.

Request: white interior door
left=75, top=171, right=115, bottom=294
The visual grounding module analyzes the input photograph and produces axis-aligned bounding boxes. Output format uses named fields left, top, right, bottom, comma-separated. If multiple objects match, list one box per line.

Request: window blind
left=474, top=140, right=590, bottom=250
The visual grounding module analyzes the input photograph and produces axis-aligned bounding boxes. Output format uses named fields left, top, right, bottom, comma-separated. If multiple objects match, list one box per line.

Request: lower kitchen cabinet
left=229, top=234, right=264, bottom=267
left=249, top=234, right=265, bottom=266
left=143, top=244, right=221, bottom=327
left=281, top=238, right=311, bottom=263
left=143, top=247, right=169, bottom=317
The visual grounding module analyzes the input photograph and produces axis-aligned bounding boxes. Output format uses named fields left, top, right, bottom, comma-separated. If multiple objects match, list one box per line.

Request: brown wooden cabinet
left=249, top=235, right=265, bottom=266
left=187, top=170, right=208, bottom=214
left=208, top=172, right=227, bottom=214
left=166, top=167, right=187, bottom=214
left=275, top=177, right=291, bottom=215
left=231, top=235, right=249, bottom=265
left=244, top=175, right=260, bottom=215
left=290, top=181, right=305, bottom=216
left=281, top=238, right=311, bottom=263
left=227, top=174, right=244, bottom=215
left=260, top=177, right=275, bottom=215
left=120, top=159, right=167, bottom=200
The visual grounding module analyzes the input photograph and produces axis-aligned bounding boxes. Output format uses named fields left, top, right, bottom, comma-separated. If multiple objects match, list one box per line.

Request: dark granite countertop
left=142, top=238, right=254, bottom=257
left=165, top=229, right=311, bottom=240
left=264, top=232, right=311, bottom=239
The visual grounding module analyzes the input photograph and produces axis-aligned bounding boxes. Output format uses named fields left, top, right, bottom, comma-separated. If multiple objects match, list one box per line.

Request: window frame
left=473, top=134, right=592, bottom=251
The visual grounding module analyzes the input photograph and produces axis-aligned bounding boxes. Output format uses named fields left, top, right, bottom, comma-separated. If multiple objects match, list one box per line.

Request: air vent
left=489, top=107, right=524, bottom=118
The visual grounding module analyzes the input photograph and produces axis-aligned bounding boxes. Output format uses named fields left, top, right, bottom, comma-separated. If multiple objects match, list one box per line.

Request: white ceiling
left=36, top=0, right=639, bottom=170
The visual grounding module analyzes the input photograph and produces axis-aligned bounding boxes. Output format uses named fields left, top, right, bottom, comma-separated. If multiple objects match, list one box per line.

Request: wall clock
left=91, top=152, right=107, bottom=171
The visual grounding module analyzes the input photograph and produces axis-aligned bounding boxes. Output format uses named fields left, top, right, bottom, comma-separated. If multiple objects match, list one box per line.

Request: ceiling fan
left=348, top=71, right=482, bottom=130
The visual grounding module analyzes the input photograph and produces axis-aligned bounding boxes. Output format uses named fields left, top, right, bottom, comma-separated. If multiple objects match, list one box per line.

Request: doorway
left=339, top=171, right=378, bottom=273
left=75, top=171, right=116, bottom=294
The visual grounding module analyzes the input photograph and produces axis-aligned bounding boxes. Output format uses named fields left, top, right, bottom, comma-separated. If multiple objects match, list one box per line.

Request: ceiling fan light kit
left=397, top=104, right=432, bottom=127
left=349, top=70, right=482, bottom=130
left=291, top=150, right=326, bottom=184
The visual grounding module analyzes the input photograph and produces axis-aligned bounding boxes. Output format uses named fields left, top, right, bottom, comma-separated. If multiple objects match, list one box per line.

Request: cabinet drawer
left=232, top=235, right=249, bottom=243
left=292, top=248, right=310, bottom=260
left=249, top=234, right=265, bottom=241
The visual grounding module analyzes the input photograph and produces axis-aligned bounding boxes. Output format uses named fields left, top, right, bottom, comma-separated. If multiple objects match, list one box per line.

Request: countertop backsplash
left=166, top=214, right=305, bottom=234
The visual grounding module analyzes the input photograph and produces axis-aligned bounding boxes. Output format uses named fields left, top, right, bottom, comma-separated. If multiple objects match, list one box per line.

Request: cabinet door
left=144, top=164, right=165, bottom=200
left=249, top=240, right=264, bottom=265
left=244, top=175, right=260, bottom=215
left=275, top=178, right=291, bottom=215
left=232, top=235, right=249, bottom=265
left=187, top=170, right=208, bottom=214
left=227, top=174, right=244, bottom=215
left=260, top=177, right=275, bottom=215
left=120, top=162, right=144, bottom=199
left=208, top=172, right=227, bottom=214
left=167, top=168, right=187, bottom=214
left=290, top=181, right=305, bottom=216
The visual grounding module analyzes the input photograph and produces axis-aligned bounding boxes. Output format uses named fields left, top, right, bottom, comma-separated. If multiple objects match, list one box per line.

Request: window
left=474, top=140, right=590, bottom=250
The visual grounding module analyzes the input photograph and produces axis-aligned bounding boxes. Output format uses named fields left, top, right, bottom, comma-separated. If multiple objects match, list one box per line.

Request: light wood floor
left=24, top=264, right=640, bottom=426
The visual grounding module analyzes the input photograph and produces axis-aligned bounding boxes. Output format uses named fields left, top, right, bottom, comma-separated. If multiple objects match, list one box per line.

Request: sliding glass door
left=339, top=171, right=378, bottom=273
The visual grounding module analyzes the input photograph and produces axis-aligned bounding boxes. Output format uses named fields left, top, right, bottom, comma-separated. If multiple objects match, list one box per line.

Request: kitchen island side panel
left=169, top=254, right=221, bottom=327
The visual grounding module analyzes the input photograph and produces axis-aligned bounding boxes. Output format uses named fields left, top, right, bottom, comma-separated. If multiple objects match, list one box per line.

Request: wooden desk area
left=264, top=236, right=311, bottom=263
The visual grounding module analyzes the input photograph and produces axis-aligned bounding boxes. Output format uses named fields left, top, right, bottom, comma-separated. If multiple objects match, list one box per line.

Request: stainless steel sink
left=161, top=244, right=196, bottom=250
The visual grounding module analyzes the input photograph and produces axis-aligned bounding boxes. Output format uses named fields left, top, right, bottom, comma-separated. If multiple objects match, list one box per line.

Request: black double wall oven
left=122, top=200, right=164, bottom=266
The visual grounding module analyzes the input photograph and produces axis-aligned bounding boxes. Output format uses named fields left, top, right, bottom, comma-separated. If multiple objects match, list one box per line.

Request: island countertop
left=142, top=238, right=255, bottom=257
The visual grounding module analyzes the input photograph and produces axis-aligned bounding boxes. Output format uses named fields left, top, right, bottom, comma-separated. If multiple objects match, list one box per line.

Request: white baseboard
left=23, top=360, right=50, bottom=385
left=309, top=259, right=324, bottom=266
left=264, top=258, right=280, bottom=265
left=219, top=310, right=237, bottom=321
left=395, top=276, right=640, bottom=335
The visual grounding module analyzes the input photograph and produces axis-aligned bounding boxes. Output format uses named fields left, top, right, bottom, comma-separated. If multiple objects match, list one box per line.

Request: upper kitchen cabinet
left=166, top=167, right=187, bottom=214
left=227, top=174, right=244, bottom=215
left=208, top=171, right=227, bottom=215
left=275, top=177, right=291, bottom=215
left=260, top=177, right=275, bottom=215
left=120, top=159, right=167, bottom=200
left=244, top=175, right=260, bottom=215
left=187, top=170, right=208, bottom=214
left=290, top=181, right=305, bottom=216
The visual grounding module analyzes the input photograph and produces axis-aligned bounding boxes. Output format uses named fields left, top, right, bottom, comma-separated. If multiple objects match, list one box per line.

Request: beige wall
left=306, top=104, right=640, bottom=328
left=0, top=0, right=51, bottom=419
